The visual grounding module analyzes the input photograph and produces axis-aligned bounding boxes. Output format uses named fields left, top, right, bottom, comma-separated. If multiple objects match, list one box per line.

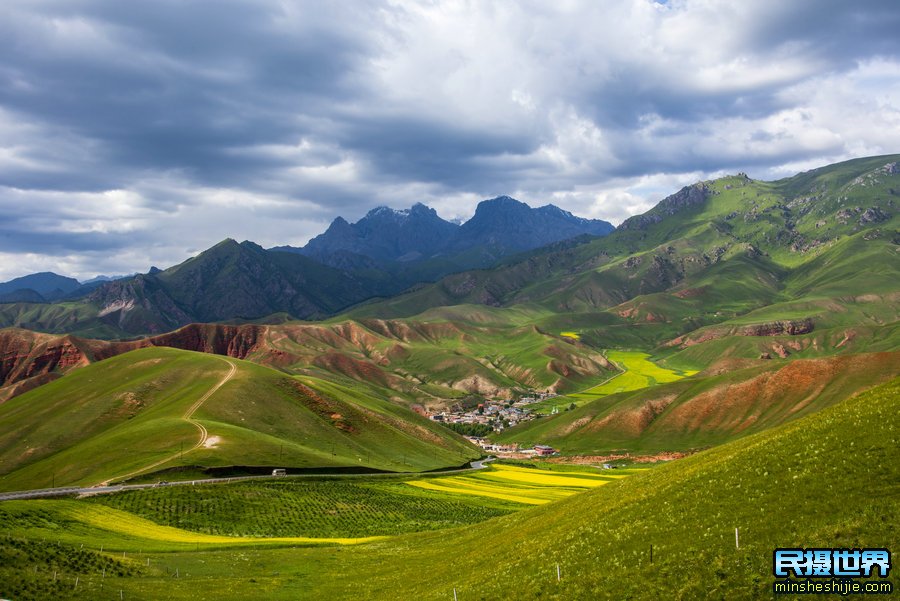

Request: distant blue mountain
left=0, top=272, right=81, bottom=302
left=276, top=196, right=613, bottom=269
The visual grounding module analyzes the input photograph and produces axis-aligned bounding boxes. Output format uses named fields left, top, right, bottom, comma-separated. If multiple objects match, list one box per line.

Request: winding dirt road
left=95, top=356, right=237, bottom=486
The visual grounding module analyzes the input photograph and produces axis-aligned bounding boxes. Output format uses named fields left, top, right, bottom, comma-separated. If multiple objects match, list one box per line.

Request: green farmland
left=85, top=478, right=521, bottom=538
left=0, top=462, right=635, bottom=599
left=409, top=463, right=639, bottom=504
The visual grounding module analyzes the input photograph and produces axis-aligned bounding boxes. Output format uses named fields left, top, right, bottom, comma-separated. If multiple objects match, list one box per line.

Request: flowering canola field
left=408, top=464, right=632, bottom=505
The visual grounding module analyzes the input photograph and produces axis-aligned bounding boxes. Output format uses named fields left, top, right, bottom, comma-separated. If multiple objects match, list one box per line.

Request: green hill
left=0, top=347, right=479, bottom=491
left=349, top=155, right=900, bottom=359
left=0, top=309, right=618, bottom=408
left=495, top=351, right=900, bottom=454
left=1, top=377, right=896, bottom=600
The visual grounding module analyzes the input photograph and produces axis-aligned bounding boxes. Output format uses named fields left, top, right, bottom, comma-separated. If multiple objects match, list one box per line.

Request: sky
left=1, top=0, right=900, bottom=281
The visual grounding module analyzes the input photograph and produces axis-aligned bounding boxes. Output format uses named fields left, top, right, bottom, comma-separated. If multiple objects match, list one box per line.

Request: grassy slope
left=348, top=156, right=899, bottom=356
left=2, top=377, right=895, bottom=600
left=0, top=347, right=478, bottom=491
left=496, top=351, right=900, bottom=453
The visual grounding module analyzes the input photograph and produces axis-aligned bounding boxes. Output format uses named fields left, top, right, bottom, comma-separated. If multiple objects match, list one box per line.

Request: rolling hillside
left=349, top=156, right=899, bottom=356
left=2, top=376, right=896, bottom=599
left=0, top=347, right=479, bottom=491
left=0, top=309, right=617, bottom=406
left=495, top=351, right=900, bottom=454
left=313, top=376, right=897, bottom=600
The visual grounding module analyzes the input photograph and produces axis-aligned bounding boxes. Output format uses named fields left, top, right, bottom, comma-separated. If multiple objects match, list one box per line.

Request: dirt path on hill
left=95, top=357, right=237, bottom=486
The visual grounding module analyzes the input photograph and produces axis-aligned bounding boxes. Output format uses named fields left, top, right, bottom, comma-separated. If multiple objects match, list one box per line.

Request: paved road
left=470, top=456, right=496, bottom=470
left=0, top=456, right=496, bottom=502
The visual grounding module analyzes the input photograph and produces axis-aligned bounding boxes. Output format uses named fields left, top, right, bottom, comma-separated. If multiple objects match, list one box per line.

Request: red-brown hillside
left=502, top=351, right=900, bottom=453
left=0, top=319, right=614, bottom=404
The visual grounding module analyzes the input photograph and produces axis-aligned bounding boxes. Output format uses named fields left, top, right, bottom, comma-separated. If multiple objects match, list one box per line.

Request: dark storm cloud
left=0, top=0, right=379, bottom=189
left=741, top=0, right=900, bottom=63
left=0, top=227, right=129, bottom=255
left=336, top=113, right=542, bottom=188
left=0, top=0, right=899, bottom=280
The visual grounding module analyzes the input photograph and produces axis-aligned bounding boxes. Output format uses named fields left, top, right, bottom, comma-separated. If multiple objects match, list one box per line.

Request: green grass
left=0, top=347, right=479, bottom=491
left=2, top=377, right=895, bottom=600
left=0, top=535, right=143, bottom=600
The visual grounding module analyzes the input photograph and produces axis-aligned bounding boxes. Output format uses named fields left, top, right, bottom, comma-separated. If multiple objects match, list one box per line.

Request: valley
left=1, top=155, right=898, bottom=599
left=1, top=380, right=896, bottom=599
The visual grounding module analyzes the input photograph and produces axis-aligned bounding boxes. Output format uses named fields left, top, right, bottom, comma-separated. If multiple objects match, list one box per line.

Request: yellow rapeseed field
left=481, top=467, right=611, bottom=488
left=67, top=504, right=383, bottom=546
left=409, top=479, right=550, bottom=505
left=408, top=464, right=630, bottom=506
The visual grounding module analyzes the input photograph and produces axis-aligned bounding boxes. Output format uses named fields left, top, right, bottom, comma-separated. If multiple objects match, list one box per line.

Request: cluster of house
left=428, top=401, right=533, bottom=430
left=428, top=392, right=559, bottom=431
left=425, top=393, right=562, bottom=456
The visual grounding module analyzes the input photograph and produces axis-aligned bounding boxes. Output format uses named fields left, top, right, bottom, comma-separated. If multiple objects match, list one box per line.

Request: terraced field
left=528, top=350, right=696, bottom=414
left=0, top=464, right=625, bottom=558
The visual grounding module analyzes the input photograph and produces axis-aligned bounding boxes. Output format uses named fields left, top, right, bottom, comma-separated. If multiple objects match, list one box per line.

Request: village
left=427, top=393, right=561, bottom=457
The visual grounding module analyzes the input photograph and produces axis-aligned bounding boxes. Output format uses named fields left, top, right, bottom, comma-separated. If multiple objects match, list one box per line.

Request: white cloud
left=1, top=0, right=900, bottom=280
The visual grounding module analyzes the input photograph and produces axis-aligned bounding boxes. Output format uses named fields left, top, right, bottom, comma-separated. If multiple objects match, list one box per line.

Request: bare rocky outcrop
left=666, top=318, right=814, bottom=348
left=618, top=183, right=711, bottom=231
left=0, top=324, right=264, bottom=402
left=736, top=319, right=814, bottom=337
left=0, top=329, right=93, bottom=391
left=148, top=323, right=265, bottom=359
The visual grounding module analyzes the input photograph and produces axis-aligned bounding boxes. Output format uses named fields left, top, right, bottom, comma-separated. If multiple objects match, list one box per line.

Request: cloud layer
left=1, top=0, right=899, bottom=280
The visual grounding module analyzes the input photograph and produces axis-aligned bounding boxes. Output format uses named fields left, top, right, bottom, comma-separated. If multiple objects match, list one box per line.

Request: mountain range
left=0, top=272, right=81, bottom=303
left=0, top=196, right=614, bottom=336
left=280, top=196, right=614, bottom=267
left=0, top=153, right=897, bottom=493
left=1, top=154, right=896, bottom=406
left=349, top=156, right=898, bottom=326
left=0, top=272, right=135, bottom=304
